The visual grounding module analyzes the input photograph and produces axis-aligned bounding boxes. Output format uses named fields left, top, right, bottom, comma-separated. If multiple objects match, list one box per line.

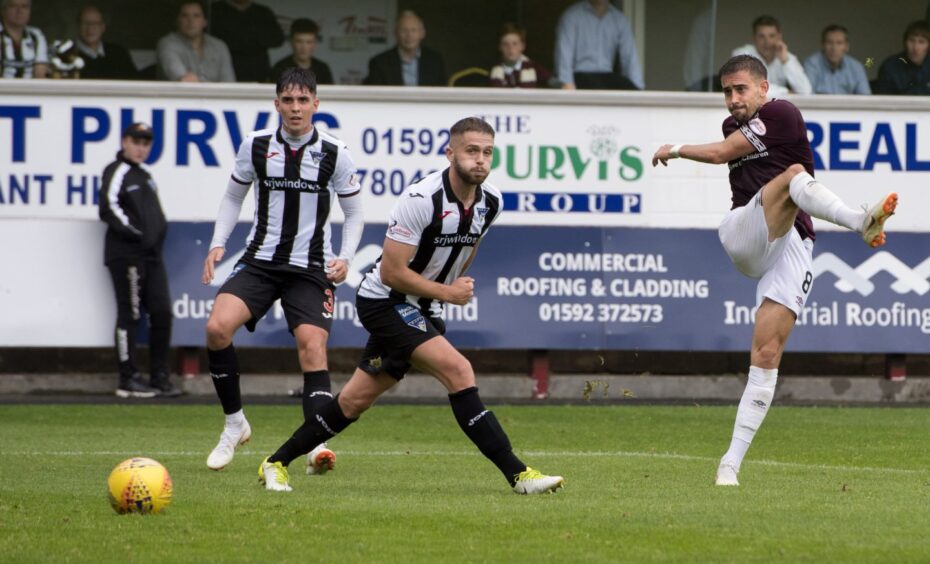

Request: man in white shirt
left=731, top=15, right=811, bottom=96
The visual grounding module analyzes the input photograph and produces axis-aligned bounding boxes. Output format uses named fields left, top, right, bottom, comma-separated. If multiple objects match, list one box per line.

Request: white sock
left=225, top=409, right=246, bottom=427
left=788, top=171, right=866, bottom=231
left=721, top=366, right=777, bottom=471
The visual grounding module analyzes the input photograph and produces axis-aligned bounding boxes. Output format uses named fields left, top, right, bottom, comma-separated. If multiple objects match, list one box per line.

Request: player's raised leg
left=204, top=293, right=253, bottom=470
left=779, top=164, right=897, bottom=247
left=411, top=336, right=564, bottom=494
left=293, top=323, right=338, bottom=475
left=717, top=299, right=794, bottom=486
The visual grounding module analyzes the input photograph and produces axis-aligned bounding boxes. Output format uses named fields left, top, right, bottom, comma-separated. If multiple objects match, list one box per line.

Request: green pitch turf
left=1, top=403, right=928, bottom=562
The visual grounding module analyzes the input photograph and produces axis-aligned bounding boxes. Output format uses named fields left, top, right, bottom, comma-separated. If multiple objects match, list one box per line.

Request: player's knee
left=298, top=339, right=326, bottom=363
left=205, top=318, right=232, bottom=347
left=443, top=356, right=475, bottom=391
left=338, top=390, right=371, bottom=418
left=785, top=163, right=806, bottom=178
left=753, top=340, right=783, bottom=367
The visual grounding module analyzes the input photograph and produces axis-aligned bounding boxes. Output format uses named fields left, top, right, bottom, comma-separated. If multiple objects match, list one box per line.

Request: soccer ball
left=107, top=457, right=173, bottom=515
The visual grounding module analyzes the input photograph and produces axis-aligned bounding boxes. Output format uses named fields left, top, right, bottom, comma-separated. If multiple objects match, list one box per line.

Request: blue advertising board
left=164, top=224, right=930, bottom=353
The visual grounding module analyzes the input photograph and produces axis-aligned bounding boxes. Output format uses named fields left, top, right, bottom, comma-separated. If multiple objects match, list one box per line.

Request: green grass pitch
left=1, top=403, right=929, bottom=562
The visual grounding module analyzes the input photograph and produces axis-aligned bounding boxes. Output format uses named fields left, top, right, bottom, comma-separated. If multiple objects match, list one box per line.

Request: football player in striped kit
left=201, top=68, right=364, bottom=475
left=258, top=117, right=564, bottom=495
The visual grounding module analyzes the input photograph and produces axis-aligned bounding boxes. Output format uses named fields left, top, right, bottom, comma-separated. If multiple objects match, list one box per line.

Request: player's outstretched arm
left=652, top=130, right=756, bottom=167
left=379, top=238, right=473, bottom=305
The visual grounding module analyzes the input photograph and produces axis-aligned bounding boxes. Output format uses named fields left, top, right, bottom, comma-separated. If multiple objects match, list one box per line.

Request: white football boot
left=306, top=443, right=336, bottom=475
left=512, top=467, right=564, bottom=494
left=715, top=462, right=740, bottom=486
left=206, top=419, right=252, bottom=470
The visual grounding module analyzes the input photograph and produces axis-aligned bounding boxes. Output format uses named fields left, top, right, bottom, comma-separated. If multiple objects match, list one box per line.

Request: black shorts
left=218, top=259, right=335, bottom=333
left=355, top=295, right=446, bottom=380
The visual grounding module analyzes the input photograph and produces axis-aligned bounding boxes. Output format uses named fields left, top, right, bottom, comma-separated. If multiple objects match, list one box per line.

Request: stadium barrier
left=1, top=81, right=928, bottom=383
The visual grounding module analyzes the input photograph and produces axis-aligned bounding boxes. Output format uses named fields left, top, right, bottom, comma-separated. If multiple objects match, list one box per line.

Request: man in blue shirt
left=555, top=0, right=643, bottom=90
left=803, top=25, right=870, bottom=95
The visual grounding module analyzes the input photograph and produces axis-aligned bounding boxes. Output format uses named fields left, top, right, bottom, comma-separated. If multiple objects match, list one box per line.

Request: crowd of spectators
left=2, top=0, right=930, bottom=96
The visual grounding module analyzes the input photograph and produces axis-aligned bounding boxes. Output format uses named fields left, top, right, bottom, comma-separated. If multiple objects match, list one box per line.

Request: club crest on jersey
left=395, top=304, right=427, bottom=332
left=748, top=118, right=766, bottom=136
left=309, top=150, right=325, bottom=164
left=477, top=207, right=488, bottom=218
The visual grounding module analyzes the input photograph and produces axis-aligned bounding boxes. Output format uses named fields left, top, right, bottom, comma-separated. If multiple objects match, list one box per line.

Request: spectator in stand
left=489, top=22, right=555, bottom=88
left=75, top=5, right=138, bottom=80
left=0, top=0, right=48, bottom=78
left=269, top=18, right=333, bottom=84
left=732, top=15, right=811, bottom=96
left=803, top=25, right=870, bottom=95
left=874, top=20, right=930, bottom=95
left=363, top=10, right=445, bottom=86
left=209, top=0, right=283, bottom=83
left=157, top=0, right=234, bottom=82
left=554, top=0, right=643, bottom=90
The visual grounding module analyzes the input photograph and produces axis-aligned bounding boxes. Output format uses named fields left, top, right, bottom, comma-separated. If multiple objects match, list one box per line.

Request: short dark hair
left=752, top=15, right=780, bottom=33
left=77, top=4, right=103, bottom=24
left=821, top=24, right=848, bottom=43
left=499, top=22, right=526, bottom=43
left=904, top=20, right=930, bottom=44
left=276, top=66, right=317, bottom=95
left=290, top=18, right=320, bottom=39
left=450, top=117, right=494, bottom=138
left=718, top=54, right=768, bottom=81
left=176, top=0, right=204, bottom=17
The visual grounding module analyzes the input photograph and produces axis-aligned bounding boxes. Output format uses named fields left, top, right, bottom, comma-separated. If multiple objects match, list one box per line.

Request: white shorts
left=718, top=193, right=814, bottom=316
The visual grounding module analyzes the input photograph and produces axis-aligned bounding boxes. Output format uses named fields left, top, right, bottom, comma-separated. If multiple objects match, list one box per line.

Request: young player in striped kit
left=201, top=67, right=364, bottom=475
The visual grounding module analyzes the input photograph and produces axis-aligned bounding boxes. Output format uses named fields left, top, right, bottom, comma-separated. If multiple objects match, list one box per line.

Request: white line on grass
left=6, top=449, right=925, bottom=476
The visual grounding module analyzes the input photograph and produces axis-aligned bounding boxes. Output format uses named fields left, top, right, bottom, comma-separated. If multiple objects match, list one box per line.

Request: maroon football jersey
left=722, top=99, right=816, bottom=240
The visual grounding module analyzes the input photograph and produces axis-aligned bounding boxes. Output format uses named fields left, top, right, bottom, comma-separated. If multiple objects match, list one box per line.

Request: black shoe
left=150, top=373, right=183, bottom=397
left=116, top=374, right=160, bottom=398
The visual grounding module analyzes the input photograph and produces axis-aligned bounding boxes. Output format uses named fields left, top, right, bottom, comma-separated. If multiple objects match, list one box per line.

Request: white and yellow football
left=107, top=457, right=173, bottom=515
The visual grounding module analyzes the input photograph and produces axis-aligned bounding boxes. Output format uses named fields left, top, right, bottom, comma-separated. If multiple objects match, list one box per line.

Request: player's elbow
left=708, top=148, right=731, bottom=165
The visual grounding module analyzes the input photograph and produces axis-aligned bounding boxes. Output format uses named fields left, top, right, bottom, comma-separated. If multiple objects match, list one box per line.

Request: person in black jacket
left=268, top=18, right=333, bottom=84
left=209, top=0, right=284, bottom=83
left=99, top=123, right=181, bottom=398
left=363, top=10, right=446, bottom=86
left=874, top=20, right=930, bottom=95
left=75, top=5, right=138, bottom=80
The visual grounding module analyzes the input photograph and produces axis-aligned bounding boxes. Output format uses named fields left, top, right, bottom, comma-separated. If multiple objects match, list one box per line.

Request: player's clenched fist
left=446, top=276, right=475, bottom=305
left=202, top=247, right=225, bottom=285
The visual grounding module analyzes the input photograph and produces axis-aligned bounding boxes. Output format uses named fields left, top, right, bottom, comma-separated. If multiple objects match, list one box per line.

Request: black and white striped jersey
left=231, top=126, right=359, bottom=271
left=0, top=24, right=48, bottom=78
left=358, top=168, right=502, bottom=316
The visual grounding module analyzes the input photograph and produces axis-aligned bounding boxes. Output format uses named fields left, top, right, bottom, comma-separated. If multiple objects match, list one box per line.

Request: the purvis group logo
left=813, top=252, right=930, bottom=296
left=495, top=125, right=644, bottom=215
left=491, top=125, right=643, bottom=184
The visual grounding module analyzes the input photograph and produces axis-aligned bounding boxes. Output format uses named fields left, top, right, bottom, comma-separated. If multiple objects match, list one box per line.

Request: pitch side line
left=6, top=449, right=926, bottom=476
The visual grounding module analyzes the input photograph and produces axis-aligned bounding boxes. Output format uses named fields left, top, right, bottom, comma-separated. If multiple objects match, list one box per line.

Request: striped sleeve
left=98, top=163, right=142, bottom=240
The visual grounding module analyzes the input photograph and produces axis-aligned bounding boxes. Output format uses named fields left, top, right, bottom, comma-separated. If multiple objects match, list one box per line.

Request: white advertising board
left=1, top=82, right=928, bottom=347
